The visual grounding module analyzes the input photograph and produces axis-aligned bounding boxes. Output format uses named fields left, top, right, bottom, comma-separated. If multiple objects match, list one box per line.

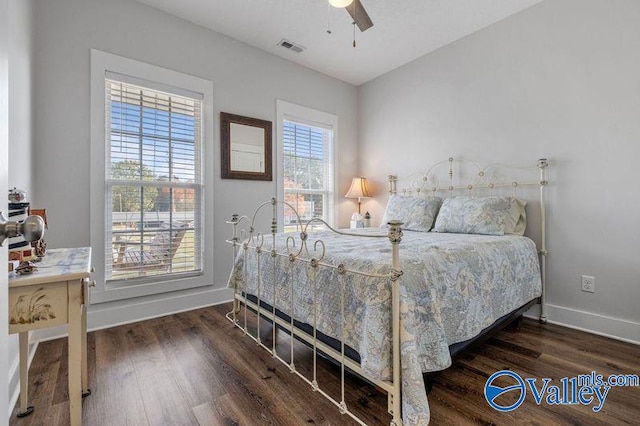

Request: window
left=105, top=77, right=202, bottom=283
left=90, top=50, right=213, bottom=303
left=277, top=101, right=337, bottom=231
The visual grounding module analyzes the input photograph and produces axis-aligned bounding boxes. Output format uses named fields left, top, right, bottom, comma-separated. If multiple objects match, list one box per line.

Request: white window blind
left=282, top=120, right=333, bottom=230
left=105, top=78, right=203, bottom=283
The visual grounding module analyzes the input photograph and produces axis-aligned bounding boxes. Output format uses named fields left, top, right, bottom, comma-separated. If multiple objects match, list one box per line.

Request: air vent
left=277, top=39, right=305, bottom=54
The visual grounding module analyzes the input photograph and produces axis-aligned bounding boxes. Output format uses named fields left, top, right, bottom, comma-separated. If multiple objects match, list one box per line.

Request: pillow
left=380, top=195, right=443, bottom=232
left=507, top=198, right=527, bottom=236
left=433, top=196, right=527, bottom=236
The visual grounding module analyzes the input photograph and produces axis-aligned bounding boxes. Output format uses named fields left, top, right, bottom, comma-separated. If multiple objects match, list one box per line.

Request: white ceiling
left=136, top=0, right=543, bottom=86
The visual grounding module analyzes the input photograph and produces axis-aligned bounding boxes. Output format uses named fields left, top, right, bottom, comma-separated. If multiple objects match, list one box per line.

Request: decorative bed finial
left=387, top=220, right=403, bottom=244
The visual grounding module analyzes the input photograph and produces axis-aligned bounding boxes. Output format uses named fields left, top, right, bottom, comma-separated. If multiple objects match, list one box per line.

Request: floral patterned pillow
left=433, top=196, right=526, bottom=236
left=380, top=195, right=443, bottom=232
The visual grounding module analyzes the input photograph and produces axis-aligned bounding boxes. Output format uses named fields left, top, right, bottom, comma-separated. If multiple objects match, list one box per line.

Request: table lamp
left=345, top=177, right=372, bottom=214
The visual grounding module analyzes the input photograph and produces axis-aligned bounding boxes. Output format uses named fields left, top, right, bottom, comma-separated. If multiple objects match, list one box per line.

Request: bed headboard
left=389, top=157, right=547, bottom=197
left=388, top=157, right=549, bottom=322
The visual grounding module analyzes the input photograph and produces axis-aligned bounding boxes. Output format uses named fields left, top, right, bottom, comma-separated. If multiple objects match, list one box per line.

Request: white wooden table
left=8, top=247, right=92, bottom=425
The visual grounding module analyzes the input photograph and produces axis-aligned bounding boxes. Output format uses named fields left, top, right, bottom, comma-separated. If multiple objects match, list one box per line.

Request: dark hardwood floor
left=10, top=303, right=640, bottom=425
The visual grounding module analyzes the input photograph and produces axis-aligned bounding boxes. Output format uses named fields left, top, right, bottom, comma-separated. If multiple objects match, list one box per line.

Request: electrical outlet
left=581, top=275, right=595, bottom=293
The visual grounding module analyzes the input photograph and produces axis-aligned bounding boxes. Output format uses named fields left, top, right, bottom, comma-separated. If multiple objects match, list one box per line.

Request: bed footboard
left=225, top=198, right=404, bottom=426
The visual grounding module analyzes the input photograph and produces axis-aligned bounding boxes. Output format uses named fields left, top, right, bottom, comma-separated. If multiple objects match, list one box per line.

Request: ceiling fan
left=329, top=0, right=373, bottom=32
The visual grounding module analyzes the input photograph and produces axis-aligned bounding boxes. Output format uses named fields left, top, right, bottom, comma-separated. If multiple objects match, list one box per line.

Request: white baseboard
left=524, top=303, right=640, bottom=345
left=32, top=285, right=233, bottom=342
left=87, top=286, right=234, bottom=334
left=8, top=339, right=39, bottom=419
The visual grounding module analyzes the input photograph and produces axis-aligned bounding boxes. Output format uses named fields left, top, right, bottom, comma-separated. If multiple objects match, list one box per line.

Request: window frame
left=90, top=49, right=214, bottom=304
left=276, top=100, right=338, bottom=231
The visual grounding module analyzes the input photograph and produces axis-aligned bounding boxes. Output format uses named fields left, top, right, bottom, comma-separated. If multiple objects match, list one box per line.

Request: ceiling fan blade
left=346, top=0, right=373, bottom=32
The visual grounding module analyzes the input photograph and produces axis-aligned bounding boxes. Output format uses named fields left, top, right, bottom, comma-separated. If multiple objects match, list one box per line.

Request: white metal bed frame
left=226, top=157, right=549, bottom=426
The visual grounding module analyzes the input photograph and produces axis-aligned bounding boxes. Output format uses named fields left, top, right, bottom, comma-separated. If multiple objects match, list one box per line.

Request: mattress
left=229, top=228, right=542, bottom=424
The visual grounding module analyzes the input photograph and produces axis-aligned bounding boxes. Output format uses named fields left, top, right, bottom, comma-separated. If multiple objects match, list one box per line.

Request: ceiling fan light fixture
left=329, top=0, right=354, bottom=8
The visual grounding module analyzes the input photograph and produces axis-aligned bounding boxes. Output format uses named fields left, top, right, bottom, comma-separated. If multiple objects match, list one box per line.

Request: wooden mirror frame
left=221, top=112, right=272, bottom=181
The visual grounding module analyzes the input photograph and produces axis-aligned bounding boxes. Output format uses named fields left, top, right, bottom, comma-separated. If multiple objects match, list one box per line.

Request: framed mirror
left=221, top=112, right=272, bottom=181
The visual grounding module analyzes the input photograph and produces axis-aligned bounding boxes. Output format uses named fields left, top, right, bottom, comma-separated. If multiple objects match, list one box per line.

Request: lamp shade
left=345, top=177, right=373, bottom=199
left=329, top=0, right=354, bottom=8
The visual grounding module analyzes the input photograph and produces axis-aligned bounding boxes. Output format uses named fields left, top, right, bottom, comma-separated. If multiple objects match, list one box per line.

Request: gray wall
left=32, top=0, right=358, bottom=311
left=358, top=0, right=640, bottom=335
left=8, top=0, right=34, bottom=196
